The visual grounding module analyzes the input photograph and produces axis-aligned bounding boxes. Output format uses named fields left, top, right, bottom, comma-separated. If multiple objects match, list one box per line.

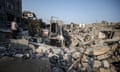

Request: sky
left=22, top=0, right=120, bottom=24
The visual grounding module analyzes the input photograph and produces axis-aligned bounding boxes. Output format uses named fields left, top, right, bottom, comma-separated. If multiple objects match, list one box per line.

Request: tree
left=39, top=19, right=46, bottom=28
left=28, top=19, right=40, bottom=36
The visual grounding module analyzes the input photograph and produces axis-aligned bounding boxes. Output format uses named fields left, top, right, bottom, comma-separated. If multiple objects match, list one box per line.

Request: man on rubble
left=11, top=18, right=18, bottom=39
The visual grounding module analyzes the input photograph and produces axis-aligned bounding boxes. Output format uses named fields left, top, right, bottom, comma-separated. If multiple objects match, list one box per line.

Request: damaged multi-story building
left=21, top=11, right=37, bottom=29
left=0, top=0, right=22, bottom=27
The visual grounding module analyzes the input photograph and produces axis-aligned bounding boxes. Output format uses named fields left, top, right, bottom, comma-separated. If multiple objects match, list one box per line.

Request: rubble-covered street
left=0, top=23, right=120, bottom=72
left=0, top=0, right=120, bottom=72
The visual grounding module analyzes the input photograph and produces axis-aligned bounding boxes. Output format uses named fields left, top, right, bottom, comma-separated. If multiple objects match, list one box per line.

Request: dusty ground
left=0, top=39, right=51, bottom=72
left=0, top=57, right=51, bottom=72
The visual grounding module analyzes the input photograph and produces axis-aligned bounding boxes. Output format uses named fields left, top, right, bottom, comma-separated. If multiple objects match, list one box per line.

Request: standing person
left=11, top=18, right=18, bottom=39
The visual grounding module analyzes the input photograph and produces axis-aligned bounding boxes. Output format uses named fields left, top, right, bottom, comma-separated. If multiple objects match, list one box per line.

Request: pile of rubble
left=62, top=23, right=120, bottom=72
left=0, top=23, right=120, bottom=72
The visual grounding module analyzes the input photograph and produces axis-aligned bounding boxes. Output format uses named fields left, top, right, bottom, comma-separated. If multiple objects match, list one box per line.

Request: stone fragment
left=98, top=32, right=106, bottom=39
left=94, top=60, right=101, bottom=68
left=81, top=63, right=88, bottom=71
left=100, top=68, right=111, bottom=72
left=102, top=60, right=110, bottom=68
left=85, top=48, right=93, bottom=55
left=82, top=55, right=88, bottom=62
left=72, top=52, right=81, bottom=59
left=97, top=53, right=109, bottom=60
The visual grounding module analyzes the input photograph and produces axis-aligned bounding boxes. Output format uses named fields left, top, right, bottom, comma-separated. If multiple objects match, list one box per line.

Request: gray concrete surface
left=0, top=58, right=51, bottom=72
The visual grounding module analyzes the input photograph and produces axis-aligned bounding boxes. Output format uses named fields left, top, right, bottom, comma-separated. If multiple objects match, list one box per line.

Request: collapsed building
left=63, top=23, right=120, bottom=72
left=0, top=17, right=120, bottom=72
left=24, top=22, right=120, bottom=72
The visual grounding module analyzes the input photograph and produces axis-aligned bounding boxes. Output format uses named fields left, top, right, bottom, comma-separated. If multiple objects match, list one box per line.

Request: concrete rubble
left=63, top=23, right=120, bottom=72
left=0, top=23, right=120, bottom=72
left=94, top=60, right=101, bottom=68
